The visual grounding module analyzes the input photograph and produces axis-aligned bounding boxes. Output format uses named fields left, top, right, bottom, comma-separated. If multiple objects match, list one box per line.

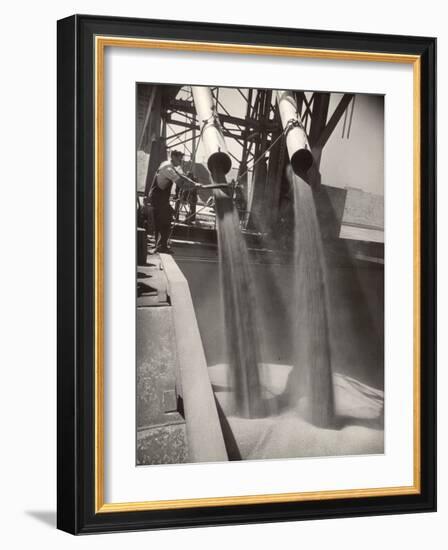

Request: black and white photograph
left=136, top=83, right=385, bottom=466
left=0, top=0, right=442, bottom=543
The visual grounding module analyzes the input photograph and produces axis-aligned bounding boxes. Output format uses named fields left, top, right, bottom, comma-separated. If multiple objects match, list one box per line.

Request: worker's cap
left=170, top=149, right=184, bottom=158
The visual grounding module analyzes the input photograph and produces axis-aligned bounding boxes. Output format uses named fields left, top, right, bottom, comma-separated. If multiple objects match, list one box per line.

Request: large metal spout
left=191, top=86, right=232, bottom=177
left=276, top=90, right=314, bottom=175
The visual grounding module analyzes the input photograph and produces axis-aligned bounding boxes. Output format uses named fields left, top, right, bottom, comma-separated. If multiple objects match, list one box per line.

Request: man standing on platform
left=146, top=150, right=199, bottom=253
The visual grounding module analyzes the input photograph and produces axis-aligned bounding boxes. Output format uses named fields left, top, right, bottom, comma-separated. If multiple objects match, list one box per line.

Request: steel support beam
left=314, top=94, right=354, bottom=150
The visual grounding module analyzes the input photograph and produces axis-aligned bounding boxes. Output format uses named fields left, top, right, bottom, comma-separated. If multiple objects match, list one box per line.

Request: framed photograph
left=57, top=15, right=436, bottom=534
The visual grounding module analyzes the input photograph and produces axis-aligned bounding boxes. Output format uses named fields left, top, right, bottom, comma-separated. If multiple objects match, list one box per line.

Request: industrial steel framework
left=137, top=84, right=355, bottom=233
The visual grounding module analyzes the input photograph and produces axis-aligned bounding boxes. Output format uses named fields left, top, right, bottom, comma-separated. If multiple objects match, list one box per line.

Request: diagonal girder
left=313, top=94, right=354, bottom=151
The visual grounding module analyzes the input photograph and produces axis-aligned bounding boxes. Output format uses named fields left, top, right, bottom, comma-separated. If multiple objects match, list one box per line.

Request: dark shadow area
left=137, top=281, right=157, bottom=296
left=25, top=510, right=56, bottom=528
left=313, top=185, right=384, bottom=390
left=214, top=395, right=241, bottom=461
left=137, top=270, right=152, bottom=278
left=177, top=393, right=185, bottom=418
left=211, top=384, right=231, bottom=393
left=334, top=413, right=384, bottom=431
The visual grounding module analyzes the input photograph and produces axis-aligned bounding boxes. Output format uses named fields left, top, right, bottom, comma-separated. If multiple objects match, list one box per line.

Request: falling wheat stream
left=210, top=164, right=334, bottom=425
left=213, top=180, right=267, bottom=419
left=289, top=168, right=335, bottom=427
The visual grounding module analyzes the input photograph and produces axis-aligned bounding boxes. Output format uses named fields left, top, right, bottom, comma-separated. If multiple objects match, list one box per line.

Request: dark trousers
left=174, top=187, right=198, bottom=222
left=149, top=203, right=173, bottom=249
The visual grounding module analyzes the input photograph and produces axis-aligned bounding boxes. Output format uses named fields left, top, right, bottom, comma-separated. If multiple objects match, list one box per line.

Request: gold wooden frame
left=94, top=36, right=421, bottom=514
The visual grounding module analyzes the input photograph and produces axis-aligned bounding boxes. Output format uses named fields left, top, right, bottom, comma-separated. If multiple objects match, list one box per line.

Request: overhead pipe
left=191, top=86, right=232, bottom=178
left=275, top=90, right=314, bottom=176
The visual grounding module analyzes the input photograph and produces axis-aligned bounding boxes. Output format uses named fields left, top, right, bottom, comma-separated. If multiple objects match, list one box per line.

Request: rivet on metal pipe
left=191, top=86, right=232, bottom=177
left=276, top=90, right=314, bottom=175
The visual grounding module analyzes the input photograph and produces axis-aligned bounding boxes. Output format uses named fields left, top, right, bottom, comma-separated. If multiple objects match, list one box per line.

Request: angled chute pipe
left=191, top=86, right=232, bottom=178
left=275, top=90, right=314, bottom=176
